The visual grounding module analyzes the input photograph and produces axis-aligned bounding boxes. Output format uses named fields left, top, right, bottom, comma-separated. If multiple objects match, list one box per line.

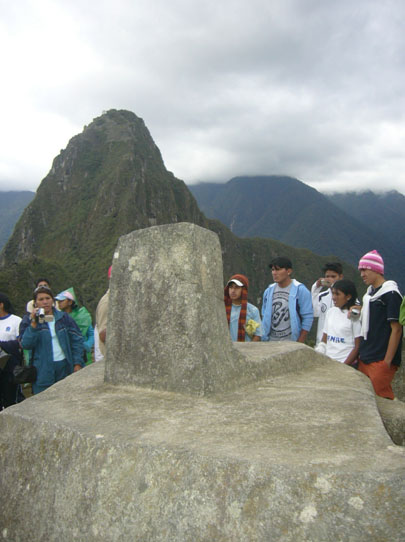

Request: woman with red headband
left=224, top=274, right=262, bottom=342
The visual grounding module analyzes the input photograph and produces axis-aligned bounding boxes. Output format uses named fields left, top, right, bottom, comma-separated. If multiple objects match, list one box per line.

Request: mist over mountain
left=0, top=110, right=360, bottom=315
left=0, top=191, right=35, bottom=251
left=189, top=177, right=404, bottom=291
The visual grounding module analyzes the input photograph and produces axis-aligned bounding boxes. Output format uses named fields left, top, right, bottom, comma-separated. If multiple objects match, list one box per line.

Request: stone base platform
left=1, top=343, right=404, bottom=542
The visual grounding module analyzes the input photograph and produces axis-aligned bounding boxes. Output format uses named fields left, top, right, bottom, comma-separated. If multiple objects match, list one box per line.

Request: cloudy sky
left=1, top=0, right=404, bottom=194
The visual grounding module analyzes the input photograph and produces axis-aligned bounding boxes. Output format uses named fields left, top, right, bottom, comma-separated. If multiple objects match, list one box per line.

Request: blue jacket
left=261, top=279, right=313, bottom=341
left=21, top=309, right=84, bottom=387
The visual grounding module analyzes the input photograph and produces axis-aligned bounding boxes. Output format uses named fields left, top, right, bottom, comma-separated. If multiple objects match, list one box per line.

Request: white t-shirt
left=323, top=307, right=362, bottom=363
left=0, top=314, right=22, bottom=341
left=93, top=324, right=104, bottom=362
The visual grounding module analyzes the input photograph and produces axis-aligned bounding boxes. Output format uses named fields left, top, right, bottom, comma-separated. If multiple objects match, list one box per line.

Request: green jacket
left=65, top=288, right=94, bottom=364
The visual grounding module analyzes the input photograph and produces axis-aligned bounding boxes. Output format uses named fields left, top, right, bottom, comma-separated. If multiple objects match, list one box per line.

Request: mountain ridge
left=0, top=110, right=361, bottom=316
left=189, top=176, right=404, bottom=291
left=0, top=191, right=35, bottom=251
left=327, top=190, right=405, bottom=250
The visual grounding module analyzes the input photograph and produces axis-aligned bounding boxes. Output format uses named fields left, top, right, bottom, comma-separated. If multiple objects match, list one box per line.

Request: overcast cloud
left=1, top=0, right=404, bottom=194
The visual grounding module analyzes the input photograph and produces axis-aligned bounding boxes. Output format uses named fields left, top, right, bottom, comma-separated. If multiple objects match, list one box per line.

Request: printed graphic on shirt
left=319, top=290, right=330, bottom=314
left=270, top=288, right=292, bottom=340
left=0, top=314, right=22, bottom=341
left=327, top=335, right=346, bottom=343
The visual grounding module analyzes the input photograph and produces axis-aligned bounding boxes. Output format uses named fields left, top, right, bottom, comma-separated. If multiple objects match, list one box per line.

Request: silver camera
left=36, top=309, right=54, bottom=323
left=36, top=308, right=46, bottom=324
left=349, top=308, right=360, bottom=320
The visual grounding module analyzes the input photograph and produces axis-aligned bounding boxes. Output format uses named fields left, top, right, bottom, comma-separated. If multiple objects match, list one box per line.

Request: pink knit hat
left=358, top=250, right=384, bottom=274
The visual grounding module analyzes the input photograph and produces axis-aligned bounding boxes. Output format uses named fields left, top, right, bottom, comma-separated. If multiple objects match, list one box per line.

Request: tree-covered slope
left=189, top=176, right=404, bottom=290
left=327, top=190, right=405, bottom=250
left=0, top=191, right=35, bottom=251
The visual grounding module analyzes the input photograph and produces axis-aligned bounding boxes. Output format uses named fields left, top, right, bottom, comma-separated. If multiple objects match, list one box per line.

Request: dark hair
left=33, top=286, right=54, bottom=302
left=269, top=256, right=292, bottom=270
left=35, top=277, right=50, bottom=288
left=0, top=292, right=13, bottom=314
left=332, top=279, right=358, bottom=310
left=322, top=262, right=343, bottom=275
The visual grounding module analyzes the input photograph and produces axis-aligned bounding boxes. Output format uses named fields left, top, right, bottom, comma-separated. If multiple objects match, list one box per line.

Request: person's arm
left=250, top=305, right=262, bottom=342
left=0, top=339, right=21, bottom=356
left=311, top=280, right=323, bottom=317
left=96, top=291, right=109, bottom=345
left=343, top=336, right=361, bottom=365
left=260, top=288, right=270, bottom=342
left=297, top=329, right=308, bottom=343
left=261, top=289, right=268, bottom=318
left=314, top=333, right=327, bottom=353
left=99, top=328, right=107, bottom=344
left=20, top=314, right=40, bottom=349
left=65, top=316, right=85, bottom=370
left=399, top=297, right=405, bottom=327
left=297, top=286, right=314, bottom=342
left=84, top=324, right=94, bottom=352
left=383, top=321, right=403, bottom=366
left=19, top=316, right=31, bottom=344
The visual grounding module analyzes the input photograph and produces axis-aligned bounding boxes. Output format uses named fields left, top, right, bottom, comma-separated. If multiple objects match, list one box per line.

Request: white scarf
left=360, top=280, right=402, bottom=340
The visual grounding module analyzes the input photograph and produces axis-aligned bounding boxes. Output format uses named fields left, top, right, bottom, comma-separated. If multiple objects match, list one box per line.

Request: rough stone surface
left=376, top=396, right=405, bottom=446
left=1, top=347, right=405, bottom=542
left=392, top=362, right=405, bottom=401
left=1, top=223, right=405, bottom=542
left=105, top=223, right=247, bottom=395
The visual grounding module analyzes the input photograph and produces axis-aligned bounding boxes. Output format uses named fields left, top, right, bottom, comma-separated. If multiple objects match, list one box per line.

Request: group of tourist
left=0, top=249, right=403, bottom=409
left=225, top=249, right=404, bottom=400
left=0, top=270, right=111, bottom=409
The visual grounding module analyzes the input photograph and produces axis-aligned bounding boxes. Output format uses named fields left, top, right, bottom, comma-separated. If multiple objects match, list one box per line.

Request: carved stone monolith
left=105, top=223, right=245, bottom=395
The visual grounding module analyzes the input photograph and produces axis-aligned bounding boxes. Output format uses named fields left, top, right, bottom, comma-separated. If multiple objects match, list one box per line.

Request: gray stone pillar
left=105, top=222, right=244, bottom=395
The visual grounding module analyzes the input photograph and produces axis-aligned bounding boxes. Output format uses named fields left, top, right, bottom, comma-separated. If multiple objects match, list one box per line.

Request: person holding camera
left=311, top=262, right=344, bottom=346
left=20, top=286, right=84, bottom=394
